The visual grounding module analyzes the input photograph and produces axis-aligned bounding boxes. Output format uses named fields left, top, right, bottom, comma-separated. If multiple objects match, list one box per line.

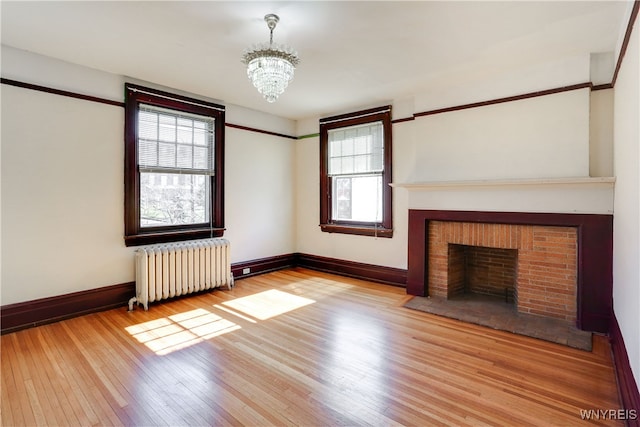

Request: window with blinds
left=328, top=121, right=384, bottom=222
left=138, top=105, right=215, bottom=176
left=138, top=105, right=215, bottom=227
left=124, top=83, right=226, bottom=246
left=319, top=106, right=393, bottom=237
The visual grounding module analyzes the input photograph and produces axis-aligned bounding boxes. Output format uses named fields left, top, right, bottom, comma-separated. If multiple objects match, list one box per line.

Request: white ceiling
left=0, top=1, right=630, bottom=120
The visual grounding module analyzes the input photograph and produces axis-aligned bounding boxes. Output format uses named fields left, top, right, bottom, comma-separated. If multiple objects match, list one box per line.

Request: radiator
left=128, top=238, right=234, bottom=311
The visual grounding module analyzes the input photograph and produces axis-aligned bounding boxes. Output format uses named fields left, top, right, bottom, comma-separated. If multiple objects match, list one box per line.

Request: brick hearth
left=429, top=221, right=577, bottom=322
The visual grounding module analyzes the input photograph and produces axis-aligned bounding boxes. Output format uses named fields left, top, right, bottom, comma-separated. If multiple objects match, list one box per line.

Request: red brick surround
left=429, top=221, right=577, bottom=322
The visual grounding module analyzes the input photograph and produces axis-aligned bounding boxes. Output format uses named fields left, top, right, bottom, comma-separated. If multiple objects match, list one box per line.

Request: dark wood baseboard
left=232, top=252, right=407, bottom=287
left=296, top=253, right=407, bottom=287
left=610, top=312, right=640, bottom=425
left=1, top=282, right=135, bottom=335
left=231, top=254, right=297, bottom=280
left=1, top=253, right=407, bottom=334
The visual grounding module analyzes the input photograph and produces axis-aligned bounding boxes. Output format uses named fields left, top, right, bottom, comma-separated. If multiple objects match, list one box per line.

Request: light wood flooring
left=1, top=268, right=622, bottom=426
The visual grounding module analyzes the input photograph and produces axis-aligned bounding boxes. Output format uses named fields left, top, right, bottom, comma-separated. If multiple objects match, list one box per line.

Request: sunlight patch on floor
left=125, top=290, right=314, bottom=355
left=125, top=308, right=240, bottom=355
left=213, top=304, right=258, bottom=323
left=221, top=289, right=315, bottom=320
left=283, top=280, right=355, bottom=300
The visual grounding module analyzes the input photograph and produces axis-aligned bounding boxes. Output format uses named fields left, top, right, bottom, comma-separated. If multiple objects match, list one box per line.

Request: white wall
left=225, top=127, right=296, bottom=262
left=590, top=89, right=614, bottom=177
left=414, top=54, right=591, bottom=114
left=403, top=87, right=615, bottom=215
left=613, top=11, right=640, bottom=386
left=1, top=45, right=124, bottom=102
left=1, top=46, right=296, bottom=305
left=408, top=89, right=591, bottom=183
left=1, top=84, right=132, bottom=303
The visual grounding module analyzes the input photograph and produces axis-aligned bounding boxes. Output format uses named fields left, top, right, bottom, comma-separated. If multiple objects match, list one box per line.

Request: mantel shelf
left=390, top=177, right=615, bottom=190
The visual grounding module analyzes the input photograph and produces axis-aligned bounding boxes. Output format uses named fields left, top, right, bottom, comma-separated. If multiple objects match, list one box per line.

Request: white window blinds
left=327, top=121, right=384, bottom=176
left=138, top=104, right=215, bottom=175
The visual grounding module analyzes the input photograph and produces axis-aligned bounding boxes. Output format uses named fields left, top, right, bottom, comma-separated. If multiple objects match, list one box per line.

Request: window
left=124, top=84, right=225, bottom=246
left=319, top=106, right=392, bottom=237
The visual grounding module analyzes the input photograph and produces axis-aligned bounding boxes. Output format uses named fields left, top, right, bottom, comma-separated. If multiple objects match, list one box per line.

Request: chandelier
left=241, top=14, right=300, bottom=103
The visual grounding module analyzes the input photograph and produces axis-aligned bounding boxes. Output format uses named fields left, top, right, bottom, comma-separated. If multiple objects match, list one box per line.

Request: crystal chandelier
left=242, top=14, right=300, bottom=103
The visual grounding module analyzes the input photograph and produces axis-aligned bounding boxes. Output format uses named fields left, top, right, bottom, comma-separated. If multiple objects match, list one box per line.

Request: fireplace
left=406, top=210, right=613, bottom=333
left=429, top=221, right=577, bottom=322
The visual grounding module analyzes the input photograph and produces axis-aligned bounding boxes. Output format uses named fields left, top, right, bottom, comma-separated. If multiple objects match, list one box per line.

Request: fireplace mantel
left=390, top=176, right=615, bottom=190
left=391, top=177, right=615, bottom=215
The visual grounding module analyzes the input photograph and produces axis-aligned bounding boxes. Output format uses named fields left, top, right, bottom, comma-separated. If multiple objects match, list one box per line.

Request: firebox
left=447, top=244, right=517, bottom=303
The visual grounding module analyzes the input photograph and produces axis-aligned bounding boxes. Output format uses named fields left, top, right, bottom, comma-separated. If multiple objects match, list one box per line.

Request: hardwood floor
left=1, top=268, right=622, bottom=426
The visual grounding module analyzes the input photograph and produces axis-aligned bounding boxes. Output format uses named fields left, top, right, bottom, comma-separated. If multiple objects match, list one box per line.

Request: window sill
left=125, top=228, right=225, bottom=247
left=320, top=224, right=393, bottom=238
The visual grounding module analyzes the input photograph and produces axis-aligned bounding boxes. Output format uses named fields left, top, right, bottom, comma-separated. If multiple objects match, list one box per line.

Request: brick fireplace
left=406, top=210, right=613, bottom=333
left=429, top=221, right=577, bottom=323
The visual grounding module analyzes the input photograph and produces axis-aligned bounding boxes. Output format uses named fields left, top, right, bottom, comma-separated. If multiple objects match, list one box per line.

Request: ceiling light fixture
left=241, top=14, right=300, bottom=103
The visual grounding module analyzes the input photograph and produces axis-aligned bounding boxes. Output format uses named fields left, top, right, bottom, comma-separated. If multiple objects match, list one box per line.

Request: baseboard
left=231, top=253, right=297, bottom=279
left=610, top=312, right=640, bottom=425
left=1, top=253, right=407, bottom=334
left=231, top=252, right=407, bottom=287
left=296, top=253, right=407, bottom=287
left=1, top=282, right=135, bottom=335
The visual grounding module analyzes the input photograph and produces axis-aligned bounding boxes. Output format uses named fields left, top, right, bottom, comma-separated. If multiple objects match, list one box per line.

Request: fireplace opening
left=447, top=244, right=517, bottom=304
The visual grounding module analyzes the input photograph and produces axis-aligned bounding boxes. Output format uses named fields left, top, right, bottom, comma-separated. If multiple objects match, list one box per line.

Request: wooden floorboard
left=1, top=267, right=622, bottom=426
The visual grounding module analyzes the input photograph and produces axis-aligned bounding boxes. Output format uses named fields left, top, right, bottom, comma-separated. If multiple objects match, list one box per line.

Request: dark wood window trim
left=124, top=83, right=225, bottom=246
left=319, top=106, right=393, bottom=238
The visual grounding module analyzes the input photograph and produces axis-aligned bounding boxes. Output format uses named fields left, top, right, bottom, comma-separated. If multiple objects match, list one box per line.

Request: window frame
left=124, top=83, right=225, bottom=246
left=319, top=106, right=393, bottom=238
